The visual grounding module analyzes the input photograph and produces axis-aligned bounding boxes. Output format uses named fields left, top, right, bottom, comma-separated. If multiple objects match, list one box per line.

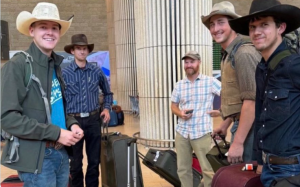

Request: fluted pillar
left=106, top=0, right=118, bottom=101
left=135, top=0, right=213, bottom=147
left=114, top=0, right=138, bottom=110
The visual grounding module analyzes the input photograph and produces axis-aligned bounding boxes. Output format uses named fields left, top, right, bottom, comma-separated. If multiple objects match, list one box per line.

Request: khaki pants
left=175, top=132, right=214, bottom=187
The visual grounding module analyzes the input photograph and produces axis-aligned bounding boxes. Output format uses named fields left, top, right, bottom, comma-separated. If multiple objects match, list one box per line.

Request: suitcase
left=101, top=123, right=143, bottom=187
left=192, top=153, right=202, bottom=173
left=211, top=163, right=264, bottom=187
left=206, top=135, right=230, bottom=172
left=1, top=175, right=23, bottom=187
left=139, top=149, right=202, bottom=187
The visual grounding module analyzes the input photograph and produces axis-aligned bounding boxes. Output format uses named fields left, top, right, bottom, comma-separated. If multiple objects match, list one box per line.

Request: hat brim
left=64, top=43, right=94, bottom=54
left=229, top=4, right=300, bottom=36
left=16, top=11, right=73, bottom=37
left=201, top=9, right=241, bottom=29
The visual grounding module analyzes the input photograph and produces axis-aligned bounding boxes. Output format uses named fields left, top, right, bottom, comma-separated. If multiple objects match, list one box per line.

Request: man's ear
left=29, top=26, right=34, bottom=37
left=278, top=22, right=287, bottom=35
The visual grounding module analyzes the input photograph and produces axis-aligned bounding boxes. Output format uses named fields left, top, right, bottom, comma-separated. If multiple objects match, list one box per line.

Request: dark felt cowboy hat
left=64, top=34, right=94, bottom=54
left=229, top=0, right=300, bottom=36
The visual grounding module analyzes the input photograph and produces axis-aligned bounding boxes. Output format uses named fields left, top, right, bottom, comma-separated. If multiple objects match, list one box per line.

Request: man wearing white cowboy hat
left=229, top=0, right=300, bottom=186
left=202, top=1, right=261, bottom=166
left=62, top=34, right=113, bottom=187
left=1, top=2, right=83, bottom=187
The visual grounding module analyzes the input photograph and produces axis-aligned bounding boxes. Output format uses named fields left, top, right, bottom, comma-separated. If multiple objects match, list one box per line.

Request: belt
left=262, top=152, right=299, bottom=165
left=45, top=141, right=64, bottom=150
left=68, top=109, right=99, bottom=118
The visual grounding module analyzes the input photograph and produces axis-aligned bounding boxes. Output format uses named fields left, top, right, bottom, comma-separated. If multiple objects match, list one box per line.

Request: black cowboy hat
left=229, top=0, right=300, bottom=36
left=64, top=34, right=94, bottom=54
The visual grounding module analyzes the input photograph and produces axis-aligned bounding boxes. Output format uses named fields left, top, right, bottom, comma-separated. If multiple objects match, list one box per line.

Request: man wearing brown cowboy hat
left=62, top=34, right=113, bottom=187
left=202, top=1, right=261, bottom=166
left=229, top=0, right=300, bottom=186
left=1, top=2, right=84, bottom=187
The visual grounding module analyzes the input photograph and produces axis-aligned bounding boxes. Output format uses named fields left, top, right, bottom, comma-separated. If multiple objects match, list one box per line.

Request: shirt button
left=264, top=108, right=267, bottom=111
left=260, top=140, right=263, bottom=143
left=275, top=96, right=277, bottom=99
left=263, top=125, right=265, bottom=127
left=265, top=91, right=267, bottom=93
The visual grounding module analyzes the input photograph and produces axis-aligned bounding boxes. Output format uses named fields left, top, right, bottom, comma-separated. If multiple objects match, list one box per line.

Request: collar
left=184, top=73, right=202, bottom=83
left=70, top=60, right=93, bottom=71
left=26, top=42, right=63, bottom=68
left=264, top=41, right=287, bottom=65
left=225, top=34, right=243, bottom=54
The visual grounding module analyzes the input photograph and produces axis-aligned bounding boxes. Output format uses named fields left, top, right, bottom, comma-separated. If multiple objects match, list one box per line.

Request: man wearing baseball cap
left=171, top=51, right=221, bottom=187
left=1, top=3, right=83, bottom=187
left=202, top=1, right=261, bottom=166
left=229, top=0, right=300, bottom=186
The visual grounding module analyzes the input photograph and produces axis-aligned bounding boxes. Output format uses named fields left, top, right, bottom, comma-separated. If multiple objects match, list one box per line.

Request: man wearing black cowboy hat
left=62, top=34, right=113, bottom=187
left=230, top=0, right=300, bottom=186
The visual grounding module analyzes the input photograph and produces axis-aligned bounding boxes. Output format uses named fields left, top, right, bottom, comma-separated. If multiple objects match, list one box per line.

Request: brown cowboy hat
left=64, top=34, right=94, bottom=54
left=229, top=0, right=300, bottom=36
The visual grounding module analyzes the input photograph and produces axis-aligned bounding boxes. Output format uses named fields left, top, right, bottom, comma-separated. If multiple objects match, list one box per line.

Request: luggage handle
left=127, top=138, right=137, bottom=187
left=212, top=134, right=229, bottom=159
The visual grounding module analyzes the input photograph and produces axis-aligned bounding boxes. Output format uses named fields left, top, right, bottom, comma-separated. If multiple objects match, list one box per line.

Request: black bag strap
left=212, top=134, right=229, bottom=159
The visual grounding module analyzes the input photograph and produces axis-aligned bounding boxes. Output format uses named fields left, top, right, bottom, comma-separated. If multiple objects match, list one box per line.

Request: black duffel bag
left=206, top=134, right=230, bottom=173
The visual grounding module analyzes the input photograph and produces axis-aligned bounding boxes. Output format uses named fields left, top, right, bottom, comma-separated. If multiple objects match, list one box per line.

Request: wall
left=1, top=0, right=108, bottom=52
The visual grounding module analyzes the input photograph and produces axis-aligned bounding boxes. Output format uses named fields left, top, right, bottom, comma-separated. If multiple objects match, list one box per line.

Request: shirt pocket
left=88, top=78, right=99, bottom=93
left=65, top=81, right=80, bottom=95
left=266, top=89, right=290, bottom=121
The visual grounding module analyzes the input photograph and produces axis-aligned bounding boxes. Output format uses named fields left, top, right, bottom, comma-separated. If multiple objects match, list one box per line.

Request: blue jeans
left=261, top=153, right=300, bottom=187
left=18, top=147, right=69, bottom=187
left=230, top=120, right=254, bottom=162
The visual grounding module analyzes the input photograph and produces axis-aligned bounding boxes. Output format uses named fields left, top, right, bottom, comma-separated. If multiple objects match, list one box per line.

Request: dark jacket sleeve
left=1, top=56, right=61, bottom=141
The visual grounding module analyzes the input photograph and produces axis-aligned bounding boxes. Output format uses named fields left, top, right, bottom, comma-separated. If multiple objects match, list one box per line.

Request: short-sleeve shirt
left=171, top=74, right=221, bottom=139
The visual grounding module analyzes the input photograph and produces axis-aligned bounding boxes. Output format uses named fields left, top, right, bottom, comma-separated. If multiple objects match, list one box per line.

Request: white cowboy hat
left=201, top=1, right=241, bottom=29
left=16, top=2, right=73, bottom=36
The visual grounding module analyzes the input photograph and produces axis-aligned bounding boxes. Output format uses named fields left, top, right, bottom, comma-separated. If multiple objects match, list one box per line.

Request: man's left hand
left=70, top=124, right=84, bottom=140
left=227, top=142, right=244, bottom=164
left=101, top=109, right=110, bottom=123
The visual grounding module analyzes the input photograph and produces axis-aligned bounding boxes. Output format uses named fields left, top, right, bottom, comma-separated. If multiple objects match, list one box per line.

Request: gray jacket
left=1, top=42, right=78, bottom=173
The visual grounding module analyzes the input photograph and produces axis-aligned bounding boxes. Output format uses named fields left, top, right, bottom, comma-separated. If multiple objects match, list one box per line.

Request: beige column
left=106, top=0, right=118, bottom=101
left=135, top=0, right=213, bottom=147
left=113, top=0, right=138, bottom=110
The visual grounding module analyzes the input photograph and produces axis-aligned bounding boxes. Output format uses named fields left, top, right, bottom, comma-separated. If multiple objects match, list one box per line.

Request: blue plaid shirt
left=62, top=61, right=113, bottom=114
left=171, top=74, right=221, bottom=139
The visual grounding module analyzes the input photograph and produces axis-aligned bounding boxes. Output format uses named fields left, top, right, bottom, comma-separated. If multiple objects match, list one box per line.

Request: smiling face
left=184, top=57, right=200, bottom=77
left=249, top=16, right=286, bottom=59
left=29, top=21, right=61, bottom=57
left=209, top=15, right=237, bottom=49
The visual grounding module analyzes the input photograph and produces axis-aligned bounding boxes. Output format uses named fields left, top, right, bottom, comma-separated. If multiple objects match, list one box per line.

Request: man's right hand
left=57, top=128, right=83, bottom=146
left=180, top=109, right=193, bottom=120
left=211, top=118, right=232, bottom=139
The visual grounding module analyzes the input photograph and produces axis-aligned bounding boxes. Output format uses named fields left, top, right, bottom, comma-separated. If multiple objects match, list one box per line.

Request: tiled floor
left=0, top=113, right=226, bottom=186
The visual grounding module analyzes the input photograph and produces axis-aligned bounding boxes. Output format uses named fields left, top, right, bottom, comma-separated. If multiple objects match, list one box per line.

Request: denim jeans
left=230, top=120, right=254, bottom=162
left=70, top=112, right=101, bottom=187
left=18, top=147, right=69, bottom=187
left=261, top=154, right=300, bottom=187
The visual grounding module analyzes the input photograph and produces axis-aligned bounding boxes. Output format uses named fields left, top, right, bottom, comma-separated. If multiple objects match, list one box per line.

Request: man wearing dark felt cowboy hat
left=230, top=0, right=300, bottom=186
left=62, top=34, right=113, bottom=187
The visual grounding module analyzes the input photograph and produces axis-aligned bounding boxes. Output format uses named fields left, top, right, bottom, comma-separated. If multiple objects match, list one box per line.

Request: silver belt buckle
left=80, top=112, right=89, bottom=118
left=262, top=151, right=267, bottom=164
